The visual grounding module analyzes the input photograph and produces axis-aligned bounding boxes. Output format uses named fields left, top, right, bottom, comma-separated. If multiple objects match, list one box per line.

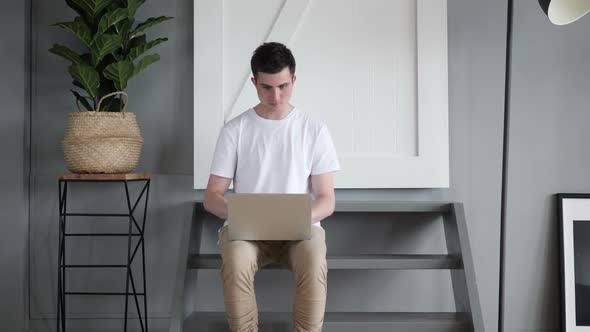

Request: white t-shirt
left=210, top=107, right=340, bottom=230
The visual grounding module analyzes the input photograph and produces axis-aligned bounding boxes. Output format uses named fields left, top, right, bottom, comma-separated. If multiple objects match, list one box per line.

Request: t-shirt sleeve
left=311, top=125, right=341, bottom=175
left=210, top=125, right=237, bottom=179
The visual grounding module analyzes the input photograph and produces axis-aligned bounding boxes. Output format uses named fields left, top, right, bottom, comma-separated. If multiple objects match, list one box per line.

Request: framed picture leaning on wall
left=558, top=193, right=590, bottom=331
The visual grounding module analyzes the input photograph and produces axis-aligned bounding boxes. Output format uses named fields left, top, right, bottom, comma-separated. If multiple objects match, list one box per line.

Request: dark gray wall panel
left=504, top=0, right=590, bottom=331
left=0, top=0, right=29, bottom=331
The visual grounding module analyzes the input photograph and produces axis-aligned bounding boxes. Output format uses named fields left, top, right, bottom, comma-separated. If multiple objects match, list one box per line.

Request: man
left=203, top=42, right=340, bottom=332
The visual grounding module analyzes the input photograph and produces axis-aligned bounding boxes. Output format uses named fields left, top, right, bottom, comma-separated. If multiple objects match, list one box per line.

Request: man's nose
left=271, top=88, right=280, bottom=101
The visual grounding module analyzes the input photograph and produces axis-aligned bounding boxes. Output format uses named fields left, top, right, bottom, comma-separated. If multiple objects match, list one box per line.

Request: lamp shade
left=538, top=0, right=590, bottom=25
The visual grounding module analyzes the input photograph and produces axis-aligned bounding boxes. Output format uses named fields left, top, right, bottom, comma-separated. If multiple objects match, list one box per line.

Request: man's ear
left=251, top=77, right=257, bottom=86
left=292, top=75, right=297, bottom=83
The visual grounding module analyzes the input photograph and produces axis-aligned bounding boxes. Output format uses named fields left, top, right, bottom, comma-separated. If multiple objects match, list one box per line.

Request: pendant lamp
left=538, top=0, right=590, bottom=25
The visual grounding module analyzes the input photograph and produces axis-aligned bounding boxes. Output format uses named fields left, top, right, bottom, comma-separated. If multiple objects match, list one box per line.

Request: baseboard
left=31, top=312, right=170, bottom=319
left=29, top=317, right=170, bottom=332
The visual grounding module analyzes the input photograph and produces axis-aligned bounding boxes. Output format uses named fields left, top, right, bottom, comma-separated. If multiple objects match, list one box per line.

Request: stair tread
left=184, top=311, right=472, bottom=331
left=186, top=311, right=470, bottom=322
left=188, top=253, right=462, bottom=270
left=196, top=201, right=453, bottom=213
left=334, top=201, right=452, bottom=212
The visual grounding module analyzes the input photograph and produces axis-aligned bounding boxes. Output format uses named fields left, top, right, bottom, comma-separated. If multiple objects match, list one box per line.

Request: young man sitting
left=204, top=42, right=340, bottom=332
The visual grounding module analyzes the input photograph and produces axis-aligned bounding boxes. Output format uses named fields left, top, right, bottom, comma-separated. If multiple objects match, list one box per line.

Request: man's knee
left=291, top=243, right=327, bottom=275
left=297, top=256, right=327, bottom=280
left=221, top=242, right=259, bottom=280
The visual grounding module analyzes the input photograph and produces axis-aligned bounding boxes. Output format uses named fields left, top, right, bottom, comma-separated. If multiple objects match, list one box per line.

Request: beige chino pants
left=217, top=225, right=328, bottom=332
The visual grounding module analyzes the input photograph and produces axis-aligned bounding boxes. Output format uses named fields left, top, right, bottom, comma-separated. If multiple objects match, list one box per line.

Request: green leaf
left=53, top=17, right=93, bottom=47
left=65, top=0, right=84, bottom=14
left=98, top=8, right=128, bottom=34
left=103, top=60, right=134, bottom=90
left=71, top=89, right=94, bottom=111
left=80, top=53, right=92, bottom=62
left=64, top=0, right=89, bottom=19
left=72, top=80, right=86, bottom=91
left=49, top=44, right=83, bottom=64
left=64, top=0, right=96, bottom=27
left=131, top=54, right=159, bottom=79
left=127, top=34, right=145, bottom=49
left=68, top=64, right=100, bottom=98
left=71, top=0, right=114, bottom=18
left=115, top=18, right=133, bottom=35
left=129, top=16, right=173, bottom=39
left=97, top=81, right=116, bottom=99
left=105, top=1, right=119, bottom=11
left=127, top=37, right=167, bottom=61
left=127, top=0, right=145, bottom=17
left=90, top=33, right=122, bottom=66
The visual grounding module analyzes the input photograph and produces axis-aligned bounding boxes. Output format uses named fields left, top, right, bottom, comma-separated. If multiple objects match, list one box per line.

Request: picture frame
left=558, top=193, right=590, bottom=331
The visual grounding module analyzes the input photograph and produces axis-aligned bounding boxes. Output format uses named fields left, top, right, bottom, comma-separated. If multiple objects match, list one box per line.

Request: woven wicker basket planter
left=62, top=92, right=144, bottom=174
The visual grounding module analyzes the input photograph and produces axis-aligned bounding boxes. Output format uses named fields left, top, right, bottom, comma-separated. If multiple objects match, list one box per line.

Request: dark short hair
left=250, top=42, right=296, bottom=78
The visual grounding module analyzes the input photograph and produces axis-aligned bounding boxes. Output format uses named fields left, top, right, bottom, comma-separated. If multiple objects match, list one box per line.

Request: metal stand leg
left=142, top=181, right=150, bottom=332
left=124, top=180, right=150, bottom=332
left=124, top=181, right=133, bottom=332
left=57, top=180, right=68, bottom=332
left=57, top=181, right=62, bottom=332
left=56, top=177, right=150, bottom=332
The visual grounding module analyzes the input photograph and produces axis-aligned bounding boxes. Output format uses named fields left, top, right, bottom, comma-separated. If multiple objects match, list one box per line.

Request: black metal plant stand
left=57, top=173, right=151, bottom=332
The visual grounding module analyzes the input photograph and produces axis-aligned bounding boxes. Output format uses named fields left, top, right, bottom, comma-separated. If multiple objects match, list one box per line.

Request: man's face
left=251, top=67, right=296, bottom=111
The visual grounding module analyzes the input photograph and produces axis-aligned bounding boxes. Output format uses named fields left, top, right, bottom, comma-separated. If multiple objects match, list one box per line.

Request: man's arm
left=203, top=175, right=233, bottom=220
left=310, top=172, right=336, bottom=224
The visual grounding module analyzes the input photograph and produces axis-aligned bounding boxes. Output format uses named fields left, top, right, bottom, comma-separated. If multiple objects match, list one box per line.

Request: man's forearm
left=204, top=192, right=228, bottom=220
left=311, top=194, right=336, bottom=224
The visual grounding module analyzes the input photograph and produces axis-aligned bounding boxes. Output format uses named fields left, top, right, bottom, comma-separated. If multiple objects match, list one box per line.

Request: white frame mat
left=558, top=194, right=590, bottom=332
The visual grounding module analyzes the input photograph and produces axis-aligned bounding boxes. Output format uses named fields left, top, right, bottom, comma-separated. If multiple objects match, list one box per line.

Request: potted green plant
left=50, top=0, right=172, bottom=173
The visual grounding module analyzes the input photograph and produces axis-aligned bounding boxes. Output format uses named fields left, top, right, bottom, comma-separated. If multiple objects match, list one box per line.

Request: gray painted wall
left=1, top=0, right=511, bottom=331
left=29, top=0, right=192, bottom=330
left=0, top=0, right=29, bottom=331
left=503, top=1, right=590, bottom=331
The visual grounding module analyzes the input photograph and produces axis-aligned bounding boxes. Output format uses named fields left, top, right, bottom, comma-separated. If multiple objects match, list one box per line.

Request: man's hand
left=310, top=172, right=336, bottom=223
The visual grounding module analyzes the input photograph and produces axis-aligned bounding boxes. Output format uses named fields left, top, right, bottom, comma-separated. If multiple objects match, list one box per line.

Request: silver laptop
left=227, top=193, right=312, bottom=241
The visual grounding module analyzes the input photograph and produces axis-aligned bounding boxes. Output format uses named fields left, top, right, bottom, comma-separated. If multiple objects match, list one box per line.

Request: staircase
left=170, top=201, right=483, bottom=332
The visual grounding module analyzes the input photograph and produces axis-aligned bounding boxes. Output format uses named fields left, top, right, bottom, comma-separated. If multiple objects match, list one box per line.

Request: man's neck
left=254, top=104, right=295, bottom=120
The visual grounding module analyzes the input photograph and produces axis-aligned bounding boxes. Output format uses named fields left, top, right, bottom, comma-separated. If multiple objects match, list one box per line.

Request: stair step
left=183, top=311, right=472, bottom=332
left=334, top=201, right=452, bottom=213
left=195, top=201, right=452, bottom=213
left=188, top=254, right=462, bottom=270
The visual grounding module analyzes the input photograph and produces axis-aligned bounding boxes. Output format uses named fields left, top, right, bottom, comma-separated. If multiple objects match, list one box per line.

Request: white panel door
left=194, top=0, right=449, bottom=189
